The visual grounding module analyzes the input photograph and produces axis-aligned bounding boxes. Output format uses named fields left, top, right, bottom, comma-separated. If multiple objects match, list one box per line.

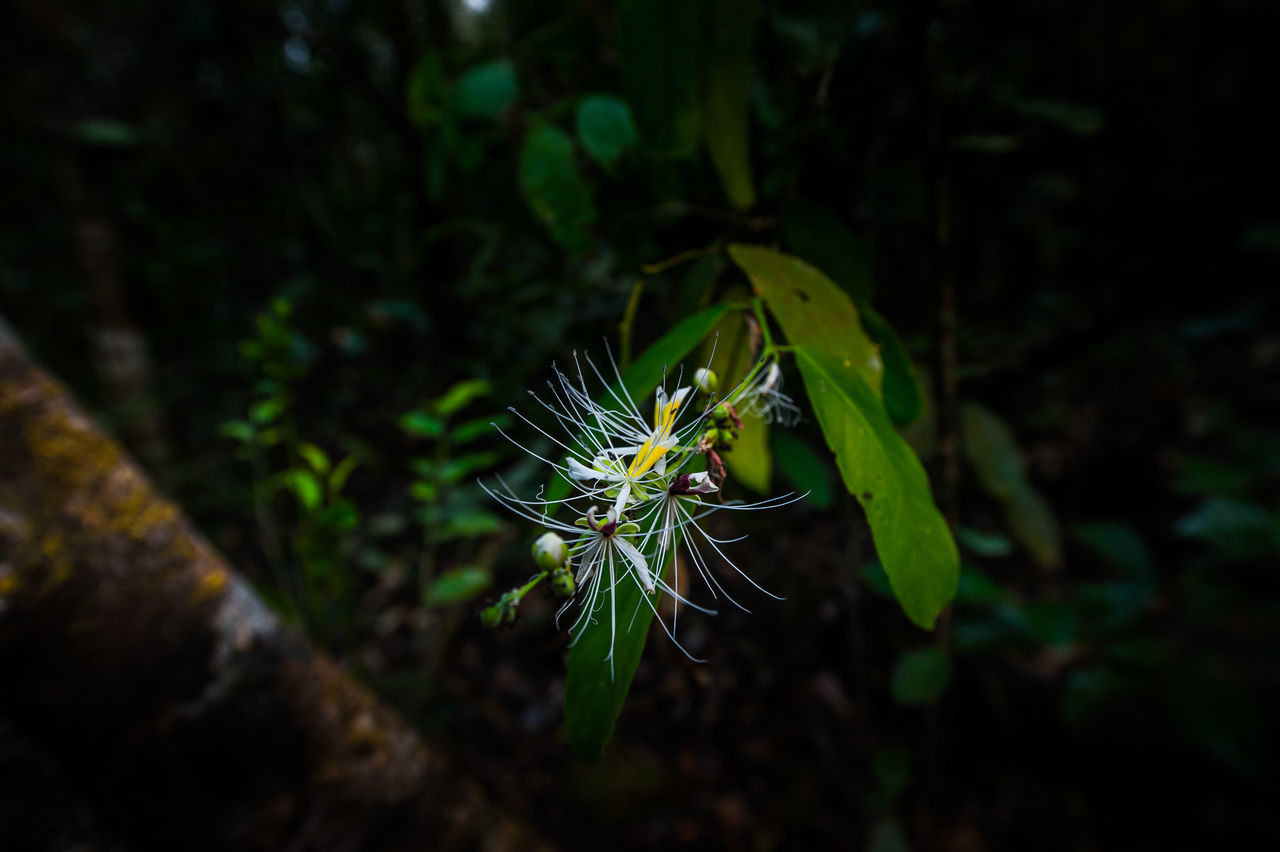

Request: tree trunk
left=0, top=316, right=547, bottom=851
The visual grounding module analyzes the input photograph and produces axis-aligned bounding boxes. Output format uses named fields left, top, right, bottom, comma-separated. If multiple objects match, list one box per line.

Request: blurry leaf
left=772, top=431, right=834, bottom=510
left=1239, top=222, right=1280, bottom=253
left=250, top=396, right=287, bottom=425
left=769, top=1, right=848, bottom=73
left=282, top=469, right=323, bottom=512
left=955, top=526, right=1013, bottom=558
left=1072, top=522, right=1154, bottom=580
left=1005, top=487, right=1064, bottom=570
left=781, top=201, right=873, bottom=304
left=434, top=378, right=491, bottom=416
left=795, top=345, right=959, bottom=629
left=329, top=454, right=360, bottom=496
left=729, top=244, right=883, bottom=396
left=867, top=819, right=910, bottom=852
left=618, top=0, right=701, bottom=157
left=317, top=500, right=359, bottom=532
left=962, top=404, right=1026, bottom=499
left=1011, top=98, right=1103, bottom=135
left=955, top=565, right=1008, bottom=603
left=436, top=509, right=502, bottom=541
left=442, top=451, right=500, bottom=483
left=427, top=566, right=492, bottom=605
left=575, top=95, right=638, bottom=170
left=400, top=410, right=446, bottom=439
left=859, top=560, right=893, bottom=598
left=1175, top=497, right=1280, bottom=558
left=297, top=442, right=330, bottom=475
left=873, top=745, right=911, bottom=800
left=452, top=60, right=518, bottom=121
left=519, top=124, right=596, bottom=253
left=963, top=403, right=1062, bottom=569
left=951, top=134, right=1021, bottom=153
left=72, top=118, right=140, bottom=148
left=219, top=420, right=255, bottom=443
left=1173, top=456, right=1259, bottom=497
left=704, top=0, right=758, bottom=210
left=410, top=480, right=438, bottom=502
left=860, top=305, right=922, bottom=425
left=1022, top=600, right=1078, bottom=647
left=405, top=52, right=447, bottom=129
left=452, top=413, right=509, bottom=444
left=891, top=647, right=951, bottom=706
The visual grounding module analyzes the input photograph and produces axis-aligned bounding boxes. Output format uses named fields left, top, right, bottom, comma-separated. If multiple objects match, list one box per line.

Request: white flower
left=738, top=361, right=801, bottom=426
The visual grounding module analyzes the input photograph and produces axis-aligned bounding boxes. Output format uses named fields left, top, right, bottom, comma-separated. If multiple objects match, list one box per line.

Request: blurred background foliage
left=2, top=0, right=1279, bottom=848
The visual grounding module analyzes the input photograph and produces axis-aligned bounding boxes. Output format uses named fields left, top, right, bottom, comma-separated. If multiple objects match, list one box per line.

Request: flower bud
left=531, top=531, right=568, bottom=571
left=550, top=568, right=576, bottom=598
left=480, top=602, right=504, bottom=629
left=702, top=427, right=720, bottom=447
left=712, top=403, right=733, bottom=425
left=693, top=367, right=718, bottom=395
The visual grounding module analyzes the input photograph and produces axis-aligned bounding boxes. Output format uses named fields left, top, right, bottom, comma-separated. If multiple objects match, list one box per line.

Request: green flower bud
left=531, top=531, right=568, bottom=571
left=693, top=367, right=718, bottom=395
left=550, top=568, right=576, bottom=598
left=702, top=427, right=720, bottom=447
left=480, top=602, right=504, bottom=629
left=712, top=403, right=733, bottom=425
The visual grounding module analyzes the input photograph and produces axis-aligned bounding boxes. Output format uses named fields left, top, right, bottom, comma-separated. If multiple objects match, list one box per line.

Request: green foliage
left=771, top=431, right=833, bottom=510
left=575, top=96, right=638, bottom=170
left=795, top=345, right=959, bottom=629
left=519, top=124, right=596, bottom=253
left=452, top=60, right=519, bottom=121
left=704, top=0, right=759, bottom=209
left=891, top=646, right=951, bottom=706
left=617, top=0, right=702, bottom=157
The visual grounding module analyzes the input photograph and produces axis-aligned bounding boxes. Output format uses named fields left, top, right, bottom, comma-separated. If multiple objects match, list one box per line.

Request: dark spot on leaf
left=796, top=289, right=811, bottom=302
left=862, top=491, right=873, bottom=500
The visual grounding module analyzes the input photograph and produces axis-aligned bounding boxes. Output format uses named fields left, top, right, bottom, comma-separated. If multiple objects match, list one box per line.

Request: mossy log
left=0, top=318, right=547, bottom=851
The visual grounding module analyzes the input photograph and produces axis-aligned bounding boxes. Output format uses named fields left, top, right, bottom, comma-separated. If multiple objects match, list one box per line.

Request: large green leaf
left=452, top=60, right=519, bottom=121
left=519, top=124, right=595, bottom=253
left=575, top=95, right=637, bottom=170
left=618, top=0, right=701, bottom=157
left=728, top=244, right=883, bottom=396
left=564, top=547, right=669, bottom=763
left=772, top=431, right=833, bottom=510
left=795, top=345, right=958, bottom=628
left=704, top=0, right=758, bottom=210
left=860, top=304, right=923, bottom=426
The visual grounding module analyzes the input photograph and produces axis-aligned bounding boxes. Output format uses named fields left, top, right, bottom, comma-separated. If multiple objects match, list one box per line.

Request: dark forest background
left=2, top=0, right=1278, bottom=849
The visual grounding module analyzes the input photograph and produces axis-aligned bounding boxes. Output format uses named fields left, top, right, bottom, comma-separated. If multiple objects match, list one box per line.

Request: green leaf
left=250, top=396, right=287, bottom=425
left=1011, top=97, right=1103, bottom=136
left=962, top=404, right=1062, bottom=569
left=433, top=378, right=491, bottom=416
left=891, top=646, right=951, bottom=706
left=575, top=95, right=638, bottom=170
left=328, top=454, right=360, bottom=496
left=219, top=420, right=255, bottom=444
left=452, top=60, right=519, bottom=121
left=297, top=442, right=330, bottom=475
left=399, top=410, right=446, bottom=439
left=427, top=566, right=492, bottom=605
left=565, top=545, right=671, bottom=763
left=618, top=0, right=701, bottom=157
left=282, top=469, right=323, bottom=512
left=72, top=118, right=140, bottom=148
left=405, top=52, right=447, bottom=129
left=436, top=509, right=503, bottom=541
left=771, top=431, right=833, bottom=510
left=519, top=124, right=596, bottom=253
left=704, top=0, right=758, bottom=209
left=860, top=304, right=923, bottom=426
left=728, top=244, right=883, bottom=396
left=795, top=345, right=958, bottom=628
left=452, top=413, right=509, bottom=444
left=955, top=526, right=1013, bottom=558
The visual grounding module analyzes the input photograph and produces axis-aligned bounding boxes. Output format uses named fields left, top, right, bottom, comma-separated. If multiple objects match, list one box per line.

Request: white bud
left=531, top=532, right=568, bottom=571
left=693, top=367, right=719, bottom=395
